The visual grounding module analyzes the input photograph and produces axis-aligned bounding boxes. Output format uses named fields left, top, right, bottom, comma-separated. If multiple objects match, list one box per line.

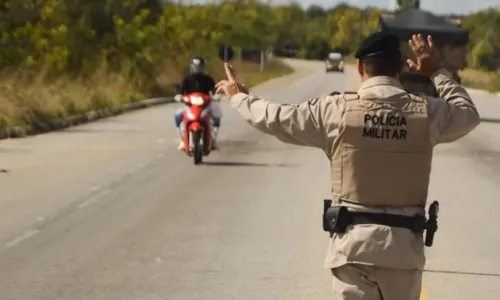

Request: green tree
left=306, top=5, right=326, bottom=19
left=462, top=8, right=500, bottom=70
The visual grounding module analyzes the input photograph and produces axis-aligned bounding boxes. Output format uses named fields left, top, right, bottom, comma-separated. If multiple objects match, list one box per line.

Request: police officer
left=216, top=32, right=480, bottom=300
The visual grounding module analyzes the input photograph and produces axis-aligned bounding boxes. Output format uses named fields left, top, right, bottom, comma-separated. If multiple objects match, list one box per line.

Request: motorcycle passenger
left=174, top=57, right=222, bottom=150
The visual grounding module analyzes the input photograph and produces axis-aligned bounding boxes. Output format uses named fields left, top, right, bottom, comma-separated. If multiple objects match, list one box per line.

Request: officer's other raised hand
left=406, top=34, right=440, bottom=77
left=215, top=63, right=248, bottom=99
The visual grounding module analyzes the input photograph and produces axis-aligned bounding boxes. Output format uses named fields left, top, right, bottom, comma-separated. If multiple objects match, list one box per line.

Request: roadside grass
left=459, top=68, right=500, bottom=93
left=343, top=55, right=357, bottom=65
left=232, top=59, right=294, bottom=87
left=0, top=58, right=293, bottom=131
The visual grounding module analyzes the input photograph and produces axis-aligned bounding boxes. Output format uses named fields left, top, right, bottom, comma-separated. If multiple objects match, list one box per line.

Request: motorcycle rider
left=174, top=56, right=222, bottom=150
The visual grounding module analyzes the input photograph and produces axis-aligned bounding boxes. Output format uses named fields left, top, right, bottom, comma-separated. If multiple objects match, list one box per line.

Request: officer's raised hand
left=215, top=63, right=248, bottom=99
left=406, top=34, right=440, bottom=77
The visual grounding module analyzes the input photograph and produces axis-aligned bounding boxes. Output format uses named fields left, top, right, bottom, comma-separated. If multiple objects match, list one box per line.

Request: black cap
left=355, top=32, right=400, bottom=59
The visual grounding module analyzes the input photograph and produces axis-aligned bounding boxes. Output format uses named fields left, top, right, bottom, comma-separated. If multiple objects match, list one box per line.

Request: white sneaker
left=177, top=140, right=184, bottom=150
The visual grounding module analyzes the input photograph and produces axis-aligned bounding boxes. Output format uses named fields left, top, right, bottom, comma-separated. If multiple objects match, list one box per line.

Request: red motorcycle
left=176, top=92, right=213, bottom=165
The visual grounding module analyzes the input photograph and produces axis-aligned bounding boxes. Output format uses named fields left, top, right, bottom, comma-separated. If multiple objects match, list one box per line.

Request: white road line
left=5, top=229, right=39, bottom=249
left=77, top=189, right=111, bottom=209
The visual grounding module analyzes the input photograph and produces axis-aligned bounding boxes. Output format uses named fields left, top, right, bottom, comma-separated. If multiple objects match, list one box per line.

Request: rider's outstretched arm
left=207, top=77, right=220, bottom=100
left=179, top=76, right=191, bottom=95
left=209, top=77, right=217, bottom=96
left=229, top=92, right=342, bottom=155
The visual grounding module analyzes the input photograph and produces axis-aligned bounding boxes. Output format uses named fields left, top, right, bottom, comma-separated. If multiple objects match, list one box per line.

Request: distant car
left=325, top=52, right=344, bottom=73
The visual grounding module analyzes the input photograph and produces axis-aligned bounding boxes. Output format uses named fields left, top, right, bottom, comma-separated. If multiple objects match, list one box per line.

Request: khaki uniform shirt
left=229, top=68, right=480, bottom=270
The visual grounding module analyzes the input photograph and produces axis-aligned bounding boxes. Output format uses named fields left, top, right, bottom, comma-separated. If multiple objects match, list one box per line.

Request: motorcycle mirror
left=218, top=45, right=234, bottom=62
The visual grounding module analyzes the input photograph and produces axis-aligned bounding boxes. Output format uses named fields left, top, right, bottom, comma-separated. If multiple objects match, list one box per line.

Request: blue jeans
left=174, top=108, right=220, bottom=128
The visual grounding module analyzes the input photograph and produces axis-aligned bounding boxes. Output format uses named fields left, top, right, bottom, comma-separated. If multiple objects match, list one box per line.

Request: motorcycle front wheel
left=192, top=130, right=203, bottom=165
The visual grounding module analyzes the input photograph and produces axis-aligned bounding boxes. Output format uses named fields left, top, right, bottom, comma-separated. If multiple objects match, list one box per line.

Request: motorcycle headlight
left=190, top=96, right=204, bottom=106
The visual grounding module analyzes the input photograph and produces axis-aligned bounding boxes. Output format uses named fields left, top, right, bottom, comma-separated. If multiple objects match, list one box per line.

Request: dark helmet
left=189, top=56, right=206, bottom=74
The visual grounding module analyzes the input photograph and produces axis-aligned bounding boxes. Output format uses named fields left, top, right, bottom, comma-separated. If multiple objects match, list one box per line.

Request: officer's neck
left=360, top=74, right=399, bottom=82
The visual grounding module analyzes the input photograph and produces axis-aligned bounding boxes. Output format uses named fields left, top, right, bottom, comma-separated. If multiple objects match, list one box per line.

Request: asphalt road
left=0, top=59, right=499, bottom=299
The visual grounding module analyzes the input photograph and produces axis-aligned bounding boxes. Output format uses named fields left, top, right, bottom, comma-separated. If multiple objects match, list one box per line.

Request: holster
left=424, top=201, right=439, bottom=247
left=322, top=200, right=352, bottom=233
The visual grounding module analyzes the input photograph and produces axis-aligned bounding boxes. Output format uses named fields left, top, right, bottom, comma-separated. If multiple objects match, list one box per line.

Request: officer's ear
left=397, top=57, right=405, bottom=78
left=357, top=59, right=365, bottom=77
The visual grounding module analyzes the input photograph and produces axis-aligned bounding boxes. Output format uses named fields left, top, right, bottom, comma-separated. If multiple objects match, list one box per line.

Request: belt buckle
left=412, top=215, right=427, bottom=233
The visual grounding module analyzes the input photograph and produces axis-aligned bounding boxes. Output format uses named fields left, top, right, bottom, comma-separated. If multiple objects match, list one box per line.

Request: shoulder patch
left=342, top=92, right=360, bottom=101
left=406, top=92, right=426, bottom=102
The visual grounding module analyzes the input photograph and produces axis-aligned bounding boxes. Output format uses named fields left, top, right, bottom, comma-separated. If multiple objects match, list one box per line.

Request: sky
left=186, top=0, right=500, bottom=15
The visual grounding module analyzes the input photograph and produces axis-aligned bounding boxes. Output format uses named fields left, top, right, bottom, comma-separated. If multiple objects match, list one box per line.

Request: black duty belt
left=350, top=210, right=427, bottom=232
left=322, top=200, right=439, bottom=247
